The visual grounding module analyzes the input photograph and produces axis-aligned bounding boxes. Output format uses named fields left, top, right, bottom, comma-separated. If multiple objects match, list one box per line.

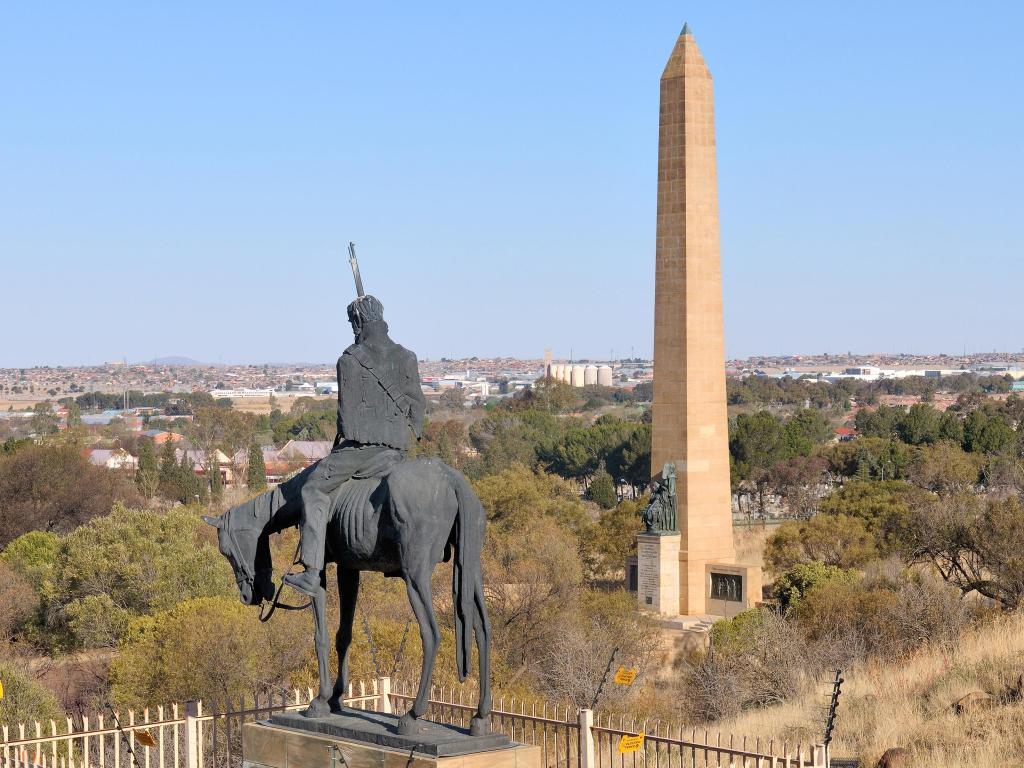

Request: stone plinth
left=636, top=532, right=681, bottom=615
left=705, top=562, right=762, bottom=618
left=243, top=718, right=540, bottom=768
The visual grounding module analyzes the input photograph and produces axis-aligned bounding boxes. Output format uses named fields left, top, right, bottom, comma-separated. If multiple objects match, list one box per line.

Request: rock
left=876, top=747, right=911, bottom=768
left=953, top=690, right=996, bottom=715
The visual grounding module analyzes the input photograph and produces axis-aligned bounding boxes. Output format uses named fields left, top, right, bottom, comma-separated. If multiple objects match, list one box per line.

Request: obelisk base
left=636, top=532, right=681, bottom=615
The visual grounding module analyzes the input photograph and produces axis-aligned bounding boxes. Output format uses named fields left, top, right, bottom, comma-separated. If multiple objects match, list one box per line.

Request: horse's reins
left=259, top=537, right=313, bottom=622
left=221, top=511, right=313, bottom=623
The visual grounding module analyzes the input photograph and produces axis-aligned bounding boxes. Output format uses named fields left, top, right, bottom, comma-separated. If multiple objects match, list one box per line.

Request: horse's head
left=202, top=510, right=275, bottom=607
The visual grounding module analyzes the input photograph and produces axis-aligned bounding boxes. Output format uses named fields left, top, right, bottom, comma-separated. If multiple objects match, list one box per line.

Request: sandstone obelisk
left=651, top=24, right=736, bottom=616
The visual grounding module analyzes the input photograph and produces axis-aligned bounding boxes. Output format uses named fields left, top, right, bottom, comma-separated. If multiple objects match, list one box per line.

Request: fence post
left=377, top=677, right=393, bottom=714
left=813, top=743, right=828, bottom=768
left=184, top=702, right=200, bottom=768
left=578, top=709, right=595, bottom=768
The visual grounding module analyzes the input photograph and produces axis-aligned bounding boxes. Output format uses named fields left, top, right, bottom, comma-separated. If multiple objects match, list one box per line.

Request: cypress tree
left=247, top=443, right=267, bottom=491
left=158, top=438, right=179, bottom=499
left=588, top=468, right=618, bottom=509
left=136, top=438, right=158, bottom=498
left=209, top=454, right=223, bottom=503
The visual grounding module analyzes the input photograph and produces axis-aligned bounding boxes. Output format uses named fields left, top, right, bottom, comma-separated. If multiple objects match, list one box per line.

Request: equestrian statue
left=203, top=245, right=493, bottom=737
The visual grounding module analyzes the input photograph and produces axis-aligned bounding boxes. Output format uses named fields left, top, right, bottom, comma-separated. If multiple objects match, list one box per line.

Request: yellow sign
left=613, top=666, right=638, bottom=686
left=618, top=733, right=645, bottom=753
left=0, top=680, right=4, bottom=701
left=135, top=730, right=158, bottom=749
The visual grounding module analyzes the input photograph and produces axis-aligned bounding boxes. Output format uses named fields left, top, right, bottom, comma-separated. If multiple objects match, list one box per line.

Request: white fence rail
left=1, top=678, right=827, bottom=768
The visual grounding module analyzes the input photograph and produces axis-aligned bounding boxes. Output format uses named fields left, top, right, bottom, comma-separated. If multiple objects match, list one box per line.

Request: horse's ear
left=201, top=515, right=221, bottom=528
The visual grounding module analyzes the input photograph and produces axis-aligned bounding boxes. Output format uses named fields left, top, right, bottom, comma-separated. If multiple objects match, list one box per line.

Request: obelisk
left=650, top=24, right=737, bottom=616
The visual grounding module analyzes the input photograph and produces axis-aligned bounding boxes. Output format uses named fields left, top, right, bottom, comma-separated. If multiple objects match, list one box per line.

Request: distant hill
left=147, top=356, right=205, bottom=366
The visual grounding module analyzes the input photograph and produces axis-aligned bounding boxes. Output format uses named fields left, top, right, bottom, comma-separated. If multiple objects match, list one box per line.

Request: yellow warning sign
left=613, top=666, right=638, bottom=686
left=135, top=730, right=158, bottom=749
left=618, top=733, right=645, bottom=753
left=0, top=680, right=4, bottom=701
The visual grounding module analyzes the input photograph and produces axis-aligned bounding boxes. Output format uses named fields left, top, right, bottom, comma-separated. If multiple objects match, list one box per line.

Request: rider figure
left=283, top=294, right=426, bottom=596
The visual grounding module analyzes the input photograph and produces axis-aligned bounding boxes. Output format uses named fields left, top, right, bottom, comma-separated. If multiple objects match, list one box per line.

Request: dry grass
left=227, top=394, right=333, bottom=414
left=733, top=523, right=774, bottom=567
left=0, top=398, right=45, bottom=412
left=715, top=612, right=1024, bottom=767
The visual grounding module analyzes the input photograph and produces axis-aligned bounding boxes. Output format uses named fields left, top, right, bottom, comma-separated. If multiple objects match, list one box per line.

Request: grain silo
left=584, top=365, right=598, bottom=385
left=597, top=365, right=614, bottom=387
left=571, top=365, right=585, bottom=388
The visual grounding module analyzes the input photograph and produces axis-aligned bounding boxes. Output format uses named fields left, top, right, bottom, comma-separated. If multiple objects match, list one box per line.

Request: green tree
left=473, top=465, right=591, bottom=539
left=157, top=438, right=179, bottom=498
left=854, top=404, right=902, bottom=439
left=543, top=427, right=601, bottom=483
left=247, top=443, right=267, bottom=491
left=65, top=401, right=82, bottom=429
left=730, top=411, right=785, bottom=481
left=29, top=401, right=58, bottom=436
left=587, top=468, right=617, bottom=509
left=582, top=497, right=644, bottom=579
left=897, top=403, right=941, bottom=445
left=467, top=407, right=565, bottom=477
left=906, top=440, right=979, bottom=495
left=963, top=409, right=1016, bottom=454
left=0, top=530, right=60, bottom=592
left=46, top=505, right=235, bottom=649
left=781, top=409, right=832, bottom=456
left=135, top=438, right=158, bottom=498
left=209, top=455, right=223, bottom=503
left=611, top=423, right=651, bottom=494
left=937, top=410, right=965, bottom=444
left=819, top=480, right=931, bottom=553
left=764, top=514, right=876, bottom=574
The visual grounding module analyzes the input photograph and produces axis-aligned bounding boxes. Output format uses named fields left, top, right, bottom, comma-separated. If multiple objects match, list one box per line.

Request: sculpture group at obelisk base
left=635, top=25, right=762, bottom=619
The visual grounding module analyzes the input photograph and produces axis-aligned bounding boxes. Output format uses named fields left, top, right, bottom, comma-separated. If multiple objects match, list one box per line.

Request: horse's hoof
left=397, top=713, right=426, bottom=736
left=469, top=716, right=490, bottom=736
left=302, top=697, right=330, bottom=718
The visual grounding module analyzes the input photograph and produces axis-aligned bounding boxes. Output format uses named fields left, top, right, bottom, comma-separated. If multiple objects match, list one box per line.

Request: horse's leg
left=397, top=564, right=439, bottom=736
left=329, top=569, right=359, bottom=712
left=303, top=571, right=331, bottom=718
left=471, top=574, right=493, bottom=736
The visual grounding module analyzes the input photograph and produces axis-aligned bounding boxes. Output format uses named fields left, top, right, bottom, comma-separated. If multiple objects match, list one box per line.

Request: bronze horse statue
left=203, top=457, right=492, bottom=736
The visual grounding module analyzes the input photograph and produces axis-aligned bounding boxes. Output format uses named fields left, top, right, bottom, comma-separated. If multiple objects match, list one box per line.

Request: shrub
left=0, top=661, right=60, bottom=728
left=764, top=514, right=877, bottom=574
left=109, top=596, right=312, bottom=707
left=46, top=505, right=235, bottom=649
left=773, top=562, right=858, bottom=613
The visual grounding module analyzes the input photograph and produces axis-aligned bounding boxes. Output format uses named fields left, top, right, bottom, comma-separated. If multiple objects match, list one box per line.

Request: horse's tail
left=447, top=468, right=489, bottom=682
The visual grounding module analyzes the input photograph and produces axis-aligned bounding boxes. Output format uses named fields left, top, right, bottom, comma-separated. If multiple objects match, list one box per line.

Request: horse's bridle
left=220, top=508, right=312, bottom=622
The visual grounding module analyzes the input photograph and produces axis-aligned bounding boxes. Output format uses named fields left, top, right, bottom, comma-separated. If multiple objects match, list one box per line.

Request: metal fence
left=1, top=679, right=825, bottom=768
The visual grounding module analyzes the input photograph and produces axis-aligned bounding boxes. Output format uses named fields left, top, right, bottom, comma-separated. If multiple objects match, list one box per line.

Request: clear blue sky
left=2, top=2, right=1022, bottom=367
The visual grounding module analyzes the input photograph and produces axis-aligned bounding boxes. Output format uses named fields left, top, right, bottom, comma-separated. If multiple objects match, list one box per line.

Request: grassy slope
left=716, top=612, right=1024, bottom=767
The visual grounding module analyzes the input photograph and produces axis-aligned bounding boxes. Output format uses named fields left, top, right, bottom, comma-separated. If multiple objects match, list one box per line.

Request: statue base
left=635, top=532, right=681, bottom=615
left=244, top=712, right=540, bottom=768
